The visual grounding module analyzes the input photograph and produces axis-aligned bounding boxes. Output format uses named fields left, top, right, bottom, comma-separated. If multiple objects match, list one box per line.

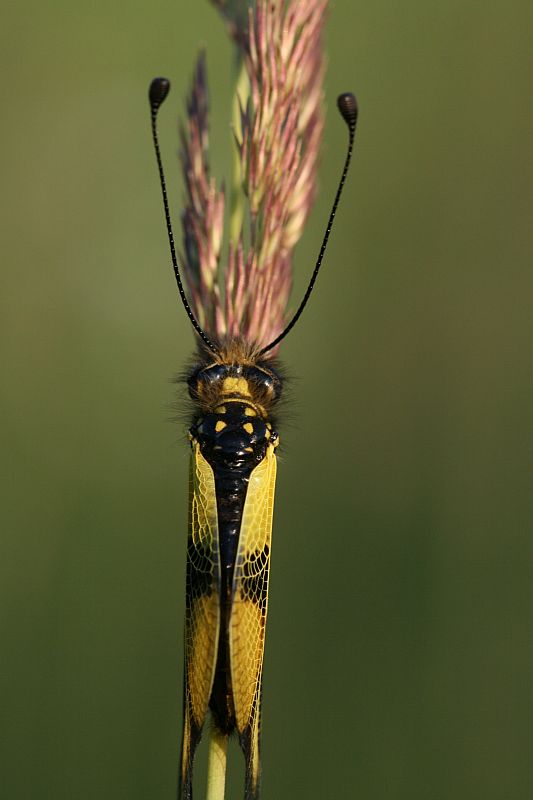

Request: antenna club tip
left=149, top=77, right=171, bottom=109
left=337, top=92, right=358, bottom=127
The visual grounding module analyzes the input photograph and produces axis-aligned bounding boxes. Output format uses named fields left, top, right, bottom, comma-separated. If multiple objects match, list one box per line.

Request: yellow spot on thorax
left=244, top=407, right=257, bottom=417
left=221, top=376, right=251, bottom=396
left=243, top=422, right=254, bottom=434
left=215, top=420, right=226, bottom=432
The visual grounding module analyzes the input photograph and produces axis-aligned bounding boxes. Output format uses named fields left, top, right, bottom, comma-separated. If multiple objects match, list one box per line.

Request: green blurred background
left=2, top=1, right=532, bottom=798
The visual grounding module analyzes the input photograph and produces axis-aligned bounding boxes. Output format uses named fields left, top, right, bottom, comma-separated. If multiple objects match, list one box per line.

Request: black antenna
left=148, top=77, right=219, bottom=355
left=258, top=92, right=359, bottom=357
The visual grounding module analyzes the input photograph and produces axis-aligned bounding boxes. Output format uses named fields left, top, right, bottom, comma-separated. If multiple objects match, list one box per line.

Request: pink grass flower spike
left=180, top=0, right=328, bottom=351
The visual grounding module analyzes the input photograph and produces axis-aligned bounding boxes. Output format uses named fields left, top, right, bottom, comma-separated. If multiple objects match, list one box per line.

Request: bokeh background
left=2, top=1, right=532, bottom=798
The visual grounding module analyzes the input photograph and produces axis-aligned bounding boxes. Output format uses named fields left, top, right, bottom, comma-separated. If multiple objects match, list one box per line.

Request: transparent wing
left=229, top=444, right=277, bottom=799
left=180, top=443, right=220, bottom=798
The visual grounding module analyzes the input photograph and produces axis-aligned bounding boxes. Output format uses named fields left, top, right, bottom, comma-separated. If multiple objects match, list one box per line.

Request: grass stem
left=229, top=59, right=249, bottom=247
left=205, top=726, right=228, bottom=800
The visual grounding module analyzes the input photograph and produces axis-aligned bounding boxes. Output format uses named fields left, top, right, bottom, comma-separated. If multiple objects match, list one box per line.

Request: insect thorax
left=187, top=351, right=281, bottom=471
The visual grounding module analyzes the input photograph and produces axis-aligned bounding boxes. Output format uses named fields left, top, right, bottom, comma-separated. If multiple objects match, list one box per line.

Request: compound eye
left=188, top=364, right=229, bottom=398
left=244, top=366, right=282, bottom=399
left=202, top=365, right=229, bottom=385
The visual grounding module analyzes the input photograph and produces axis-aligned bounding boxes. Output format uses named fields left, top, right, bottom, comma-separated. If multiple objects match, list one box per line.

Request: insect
left=148, top=77, right=357, bottom=799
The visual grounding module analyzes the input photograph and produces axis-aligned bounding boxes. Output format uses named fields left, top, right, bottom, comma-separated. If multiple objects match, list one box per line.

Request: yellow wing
left=230, top=443, right=277, bottom=800
left=180, top=442, right=220, bottom=799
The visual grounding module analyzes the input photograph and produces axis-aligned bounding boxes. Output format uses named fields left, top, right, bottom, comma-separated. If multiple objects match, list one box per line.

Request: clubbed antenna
left=258, top=92, right=359, bottom=356
left=148, top=77, right=219, bottom=355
